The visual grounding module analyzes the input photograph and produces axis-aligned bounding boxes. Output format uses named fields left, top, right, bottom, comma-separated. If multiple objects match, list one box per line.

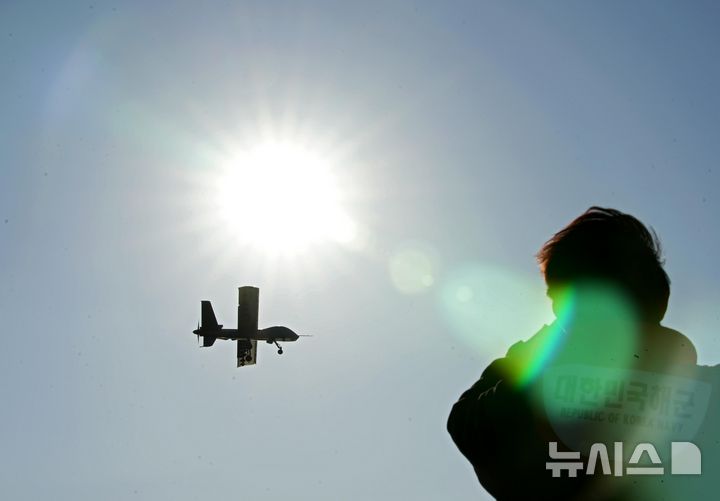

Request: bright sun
left=214, top=141, right=356, bottom=255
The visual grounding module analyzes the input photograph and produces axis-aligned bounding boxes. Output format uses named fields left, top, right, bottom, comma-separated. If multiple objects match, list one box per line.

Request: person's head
left=536, top=207, right=670, bottom=324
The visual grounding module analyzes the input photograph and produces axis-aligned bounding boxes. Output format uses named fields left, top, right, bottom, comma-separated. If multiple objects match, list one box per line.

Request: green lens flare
left=512, top=289, right=575, bottom=388
left=512, top=282, right=640, bottom=391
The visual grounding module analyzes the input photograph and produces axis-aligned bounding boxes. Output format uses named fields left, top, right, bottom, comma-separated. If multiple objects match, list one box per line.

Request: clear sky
left=2, top=1, right=719, bottom=499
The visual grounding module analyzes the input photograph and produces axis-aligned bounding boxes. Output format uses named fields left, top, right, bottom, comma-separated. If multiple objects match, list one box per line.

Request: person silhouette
left=447, top=207, right=717, bottom=500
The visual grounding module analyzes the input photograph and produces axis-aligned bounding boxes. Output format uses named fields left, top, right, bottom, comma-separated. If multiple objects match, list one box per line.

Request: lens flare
left=388, top=243, right=439, bottom=295
left=511, top=282, right=640, bottom=389
left=438, top=263, right=553, bottom=357
left=512, top=289, right=575, bottom=388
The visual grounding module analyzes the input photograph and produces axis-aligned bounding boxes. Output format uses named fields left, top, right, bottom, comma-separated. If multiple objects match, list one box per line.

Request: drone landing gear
left=273, top=340, right=284, bottom=355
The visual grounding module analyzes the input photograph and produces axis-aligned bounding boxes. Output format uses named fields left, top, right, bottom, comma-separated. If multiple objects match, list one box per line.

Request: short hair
left=536, top=207, right=670, bottom=323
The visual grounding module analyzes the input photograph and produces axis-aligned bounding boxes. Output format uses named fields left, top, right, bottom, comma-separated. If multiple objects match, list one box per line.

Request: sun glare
left=215, top=141, right=356, bottom=254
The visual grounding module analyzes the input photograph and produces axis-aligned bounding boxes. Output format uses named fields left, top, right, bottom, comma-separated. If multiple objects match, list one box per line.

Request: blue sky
left=1, top=1, right=719, bottom=499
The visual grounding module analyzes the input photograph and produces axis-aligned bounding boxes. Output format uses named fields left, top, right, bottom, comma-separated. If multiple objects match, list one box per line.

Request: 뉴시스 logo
left=546, top=440, right=701, bottom=477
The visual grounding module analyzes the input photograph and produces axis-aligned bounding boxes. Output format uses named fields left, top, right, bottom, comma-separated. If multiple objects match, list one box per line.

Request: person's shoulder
left=655, top=325, right=698, bottom=365
left=459, top=325, right=554, bottom=395
left=506, top=323, right=553, bottom=358
left=692, top=362, right=720, bottom=382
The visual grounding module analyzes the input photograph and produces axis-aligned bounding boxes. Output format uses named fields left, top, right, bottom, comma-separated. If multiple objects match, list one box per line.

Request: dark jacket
left=447, top=322, right=714, bottom=500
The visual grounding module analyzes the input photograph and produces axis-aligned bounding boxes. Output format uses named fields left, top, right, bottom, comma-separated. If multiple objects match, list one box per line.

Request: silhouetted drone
left=193, top=286, right=307, bottom=367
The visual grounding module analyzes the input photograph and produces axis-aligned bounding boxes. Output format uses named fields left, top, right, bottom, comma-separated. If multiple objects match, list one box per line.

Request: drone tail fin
left=201, top=301, right=220, bottom=329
